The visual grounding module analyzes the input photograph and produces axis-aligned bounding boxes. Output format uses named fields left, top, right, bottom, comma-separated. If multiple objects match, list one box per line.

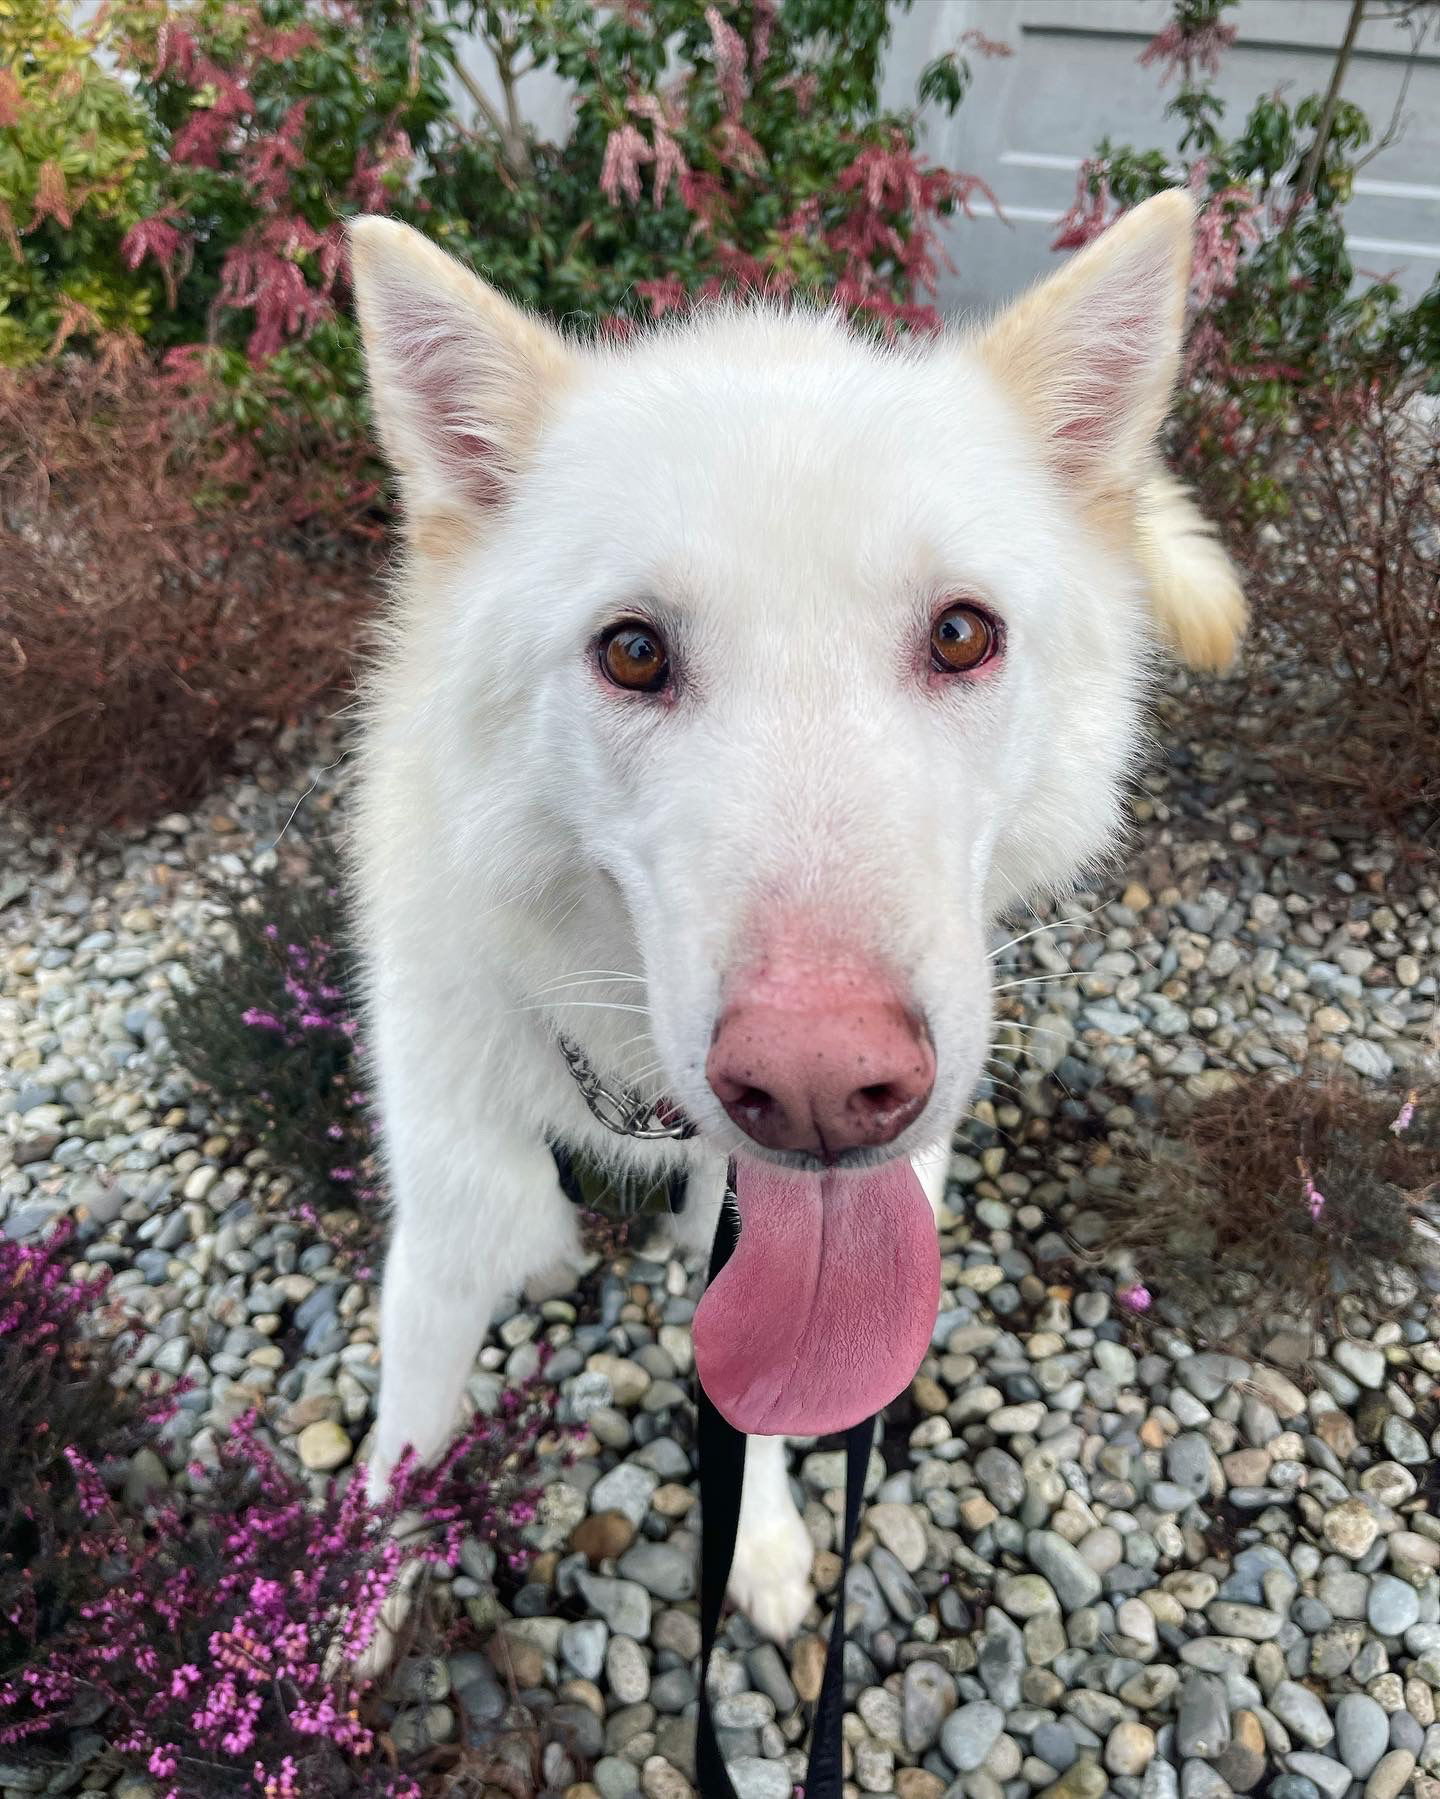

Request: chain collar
left=557, top=1034, right=697, bottom=1141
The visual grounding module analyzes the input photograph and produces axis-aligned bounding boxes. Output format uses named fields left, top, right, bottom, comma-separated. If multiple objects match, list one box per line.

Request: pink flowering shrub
left=1, top=0, right=448, bottom=403
left=3, top=1231, right=558, bottom=1795
left=423, top=2, right=1005, bottom=334
left=3, top=1402, right=554, bottom=1793
left=1095, top=1070, right=1440, bottom=1342
left=167, top=850, right=382, bottom=1268
left=6, top=1, right=1003, bottom=404
left=1, top=1226, right=162, bottom=1675
left=1054, top=0, right=1439, bottom=521
left=107, top=0, right=452, bottom=363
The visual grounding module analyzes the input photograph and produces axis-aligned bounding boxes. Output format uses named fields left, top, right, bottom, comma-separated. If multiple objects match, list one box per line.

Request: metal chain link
left=556, top=1034, right=696, bottom=1141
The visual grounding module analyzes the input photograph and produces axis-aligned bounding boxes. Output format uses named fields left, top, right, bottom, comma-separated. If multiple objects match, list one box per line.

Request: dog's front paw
left=727, top=1510, right=816, bottom=1642
left=325, top=1502, right=429, bottom=1687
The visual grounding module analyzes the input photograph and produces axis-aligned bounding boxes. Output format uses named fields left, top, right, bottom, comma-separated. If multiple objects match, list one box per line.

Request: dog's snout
left=706, top=957, right=935, bottom=1156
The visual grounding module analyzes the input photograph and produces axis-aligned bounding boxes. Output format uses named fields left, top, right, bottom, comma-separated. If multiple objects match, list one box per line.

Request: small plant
left=1222, top=376, right=1440, bottom=825
left=3, top=1237, right=559, bottom=1796
left=1096, top=1071, right=1439, bottom=1339
left=167, top=849, right=381, bottom=1265
left=0, top=355, right=381, bottom=830
left=0, top=0, right=161, bottom=362
left=1, top=1225, right=162, bottom=1678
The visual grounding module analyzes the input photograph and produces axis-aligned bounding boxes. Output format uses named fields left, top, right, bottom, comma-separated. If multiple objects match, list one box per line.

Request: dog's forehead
left=578, top=318, right=947, bottom=481
left=534, top=316, right=1031, bottom=589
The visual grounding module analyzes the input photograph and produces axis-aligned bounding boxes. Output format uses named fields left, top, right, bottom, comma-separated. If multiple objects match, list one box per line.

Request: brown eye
left=930, top=602, right=998, bottom=674
left=599, top=621, right=670, bottom=693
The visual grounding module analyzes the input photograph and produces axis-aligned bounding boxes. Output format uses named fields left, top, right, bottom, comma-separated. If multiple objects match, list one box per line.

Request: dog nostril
left=730, top=1084, right=773, bottom=1114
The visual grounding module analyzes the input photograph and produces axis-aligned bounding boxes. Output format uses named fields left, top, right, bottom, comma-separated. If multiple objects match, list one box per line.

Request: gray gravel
left=3, top=717, right=1439, bottom=1799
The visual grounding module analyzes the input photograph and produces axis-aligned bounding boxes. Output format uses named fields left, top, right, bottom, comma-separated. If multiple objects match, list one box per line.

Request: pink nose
left=706, top=963, right=935, bottom=1157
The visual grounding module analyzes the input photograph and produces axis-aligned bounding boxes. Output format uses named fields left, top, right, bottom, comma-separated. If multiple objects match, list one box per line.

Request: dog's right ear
left=348, top=217, right=574, bottom=538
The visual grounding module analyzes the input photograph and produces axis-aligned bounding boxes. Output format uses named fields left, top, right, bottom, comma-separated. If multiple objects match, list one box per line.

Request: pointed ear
left=976, top=190, right=1195, bottom=497
left=347, top=216, right=574, bottom=532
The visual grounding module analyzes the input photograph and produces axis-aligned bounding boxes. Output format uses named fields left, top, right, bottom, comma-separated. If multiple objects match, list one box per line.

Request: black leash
left=695, top=1161, right=877, bottom=1799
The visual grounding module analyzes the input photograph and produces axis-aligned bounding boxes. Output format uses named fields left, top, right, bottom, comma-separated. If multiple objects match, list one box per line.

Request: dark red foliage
left=1098, top=1071, right=1439, bottom=1340
left=0, top=354, right=383, bottom=831
left=1185, top=378, right=1440, bottom=827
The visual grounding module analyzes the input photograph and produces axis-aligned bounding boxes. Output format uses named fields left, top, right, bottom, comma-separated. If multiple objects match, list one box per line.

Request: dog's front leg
left=368, top=1117, right=581, bottom=1501
left=727, top=1432, right=816, bottom=1641
left=913, top=1134, right=954, bottom=1222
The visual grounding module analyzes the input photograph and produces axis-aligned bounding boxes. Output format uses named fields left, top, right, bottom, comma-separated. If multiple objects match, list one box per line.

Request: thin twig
left=1295, top=0, right=1366, bottom=209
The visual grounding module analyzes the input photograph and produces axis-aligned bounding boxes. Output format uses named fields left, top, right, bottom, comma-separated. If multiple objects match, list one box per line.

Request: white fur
left=347, top=196, right=1243, bottom=1638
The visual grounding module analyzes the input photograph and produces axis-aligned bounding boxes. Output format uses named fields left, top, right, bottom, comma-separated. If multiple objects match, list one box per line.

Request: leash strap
left=695, top=1161, right=876, bottom=1799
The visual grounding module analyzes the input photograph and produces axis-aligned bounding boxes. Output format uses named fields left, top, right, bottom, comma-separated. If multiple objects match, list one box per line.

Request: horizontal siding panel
left=894, top=0, right=1440, bottom=315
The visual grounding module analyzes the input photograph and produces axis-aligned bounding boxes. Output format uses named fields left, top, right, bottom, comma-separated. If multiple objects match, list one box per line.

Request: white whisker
left=992, top=972, right=1081, bottom=992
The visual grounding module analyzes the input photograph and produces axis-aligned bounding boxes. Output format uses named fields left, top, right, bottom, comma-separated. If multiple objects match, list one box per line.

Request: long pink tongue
left=692, top=1160, right=940, bottom=1437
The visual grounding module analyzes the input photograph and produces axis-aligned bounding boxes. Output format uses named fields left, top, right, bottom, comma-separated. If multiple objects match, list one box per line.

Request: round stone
left=1366, top=1574, right=1420, bottom=1637
left=296, top=1419, right=351, bottom=1470
left=1270, top=1680, right=1335, bottom=1750
left=941, top=1699, right=1004, bottom=1773
left=1363, top=1750, right=1416, bottom=1799
left=1322, top=1500, right=1379, bottom=1559
left=1025, top=1530, right=1103, bottom=1610
left=1104, top=1721, right=1156, bottom=1777
left=867, top=1502, right=928, bottom=1572
left=605, top=1636, right=650, bottom=1706
left=1334, top=1693, right=1387, bottom=1779
left=572, top=1511, right=638, bottom=1562
left=901, top=1660, right=955, bottom=1755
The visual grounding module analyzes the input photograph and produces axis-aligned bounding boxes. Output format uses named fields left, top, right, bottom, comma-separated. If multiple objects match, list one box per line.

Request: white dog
left=346, top=191, right=1243, bottom=1640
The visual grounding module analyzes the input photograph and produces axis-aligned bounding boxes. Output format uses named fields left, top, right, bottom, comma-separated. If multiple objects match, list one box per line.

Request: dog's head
left=352, top=198, right=1243, bottom=1432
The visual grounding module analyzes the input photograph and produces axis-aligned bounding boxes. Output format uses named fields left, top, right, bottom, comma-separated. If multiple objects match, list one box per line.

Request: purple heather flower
left=63, top=1447, right=109, bottom=1519
left=1391, top=1090, right=1418, bottom=1136
left=1117, top=1281, right=1152, bottom=1313
left=1298, top=1157, right=1326, bottom=1221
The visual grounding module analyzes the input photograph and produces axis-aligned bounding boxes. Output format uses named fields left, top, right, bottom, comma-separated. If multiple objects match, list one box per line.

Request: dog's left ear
left=976, top=190, right=1193, bottom=496
left=977, top=190, right=1246, bottom=671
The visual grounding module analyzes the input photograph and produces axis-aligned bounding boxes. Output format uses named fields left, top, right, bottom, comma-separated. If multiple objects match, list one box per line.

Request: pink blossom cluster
left=597, top=3, right=997, bottom=332
left=1139, top=15, right=1238, bottom=86
left=3, top=1320, right=559, bottom=1799
left=118, top=0, right=414, bottom=361
left=1298, top=1156, right=1327, bottom=1222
